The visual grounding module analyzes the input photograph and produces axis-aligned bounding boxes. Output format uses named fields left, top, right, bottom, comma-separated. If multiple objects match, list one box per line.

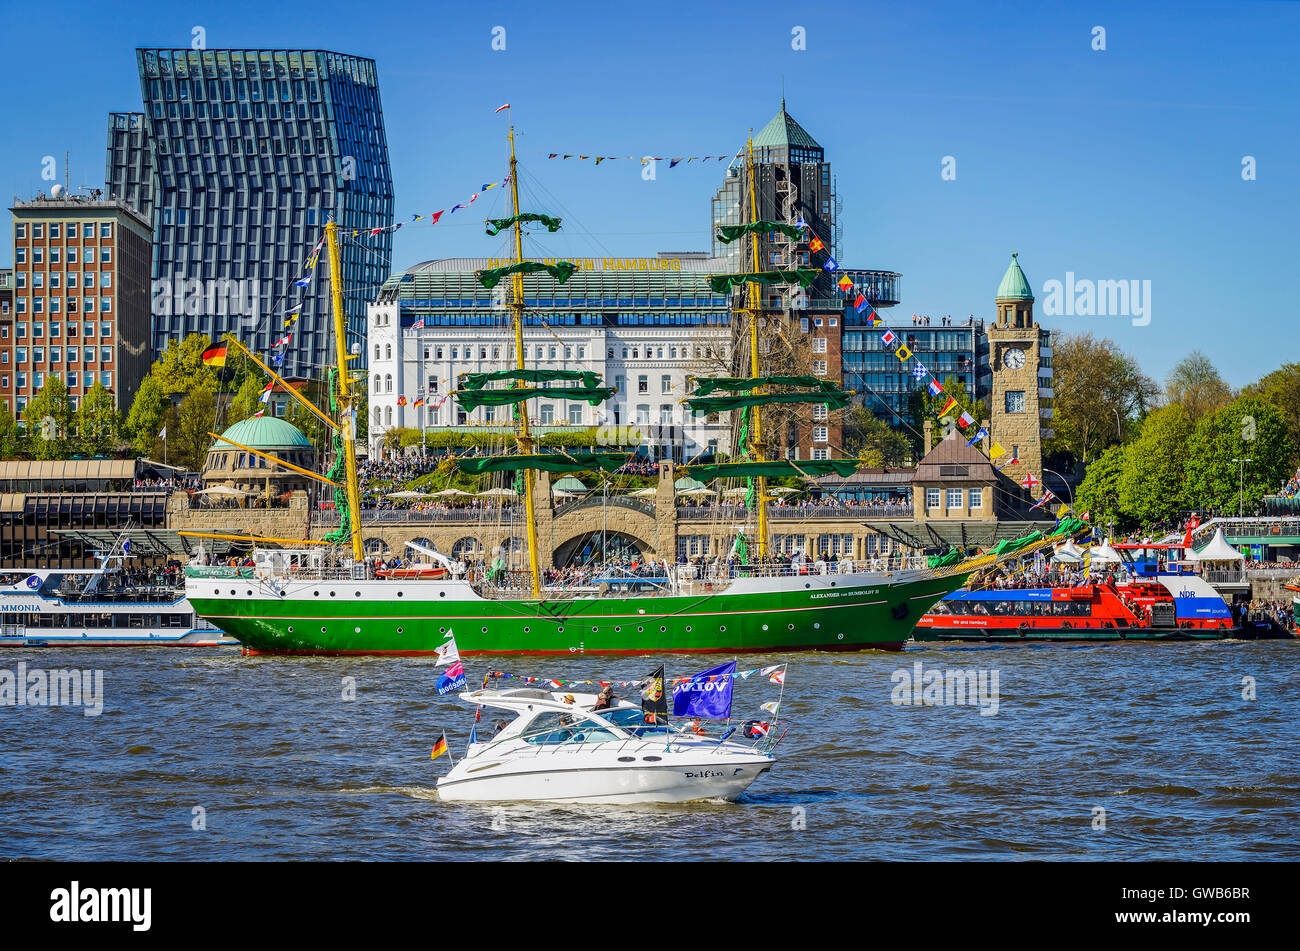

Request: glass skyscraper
left=107, top=49, right=393, bottom=376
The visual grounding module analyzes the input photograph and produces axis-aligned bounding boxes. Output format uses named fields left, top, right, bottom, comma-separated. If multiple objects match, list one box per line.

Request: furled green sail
left=707, top=269, right=820, bottom=295
left=685, top=390, right=853, bottom=413
left=476, top=261, right=578, bottom=289
left=680, top=459, right=860, bottom=480
left=715, top=220, right=804, bottom=244
left=692, top=375, right=838, bottom=397
left=454, top=453, right=630, bottom=475
left=461, top=368, right=601, bottom=390
left=455, top=385, right=616, bottom=411
left=485, top=213, right=562, bottom=237
left=322, top=430, right=351, bottom=546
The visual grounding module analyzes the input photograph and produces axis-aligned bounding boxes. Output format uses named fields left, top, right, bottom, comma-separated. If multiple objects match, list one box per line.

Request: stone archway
left=548, top=496, right=663, bottom=566
left=551, top=531, right=653, bottom=568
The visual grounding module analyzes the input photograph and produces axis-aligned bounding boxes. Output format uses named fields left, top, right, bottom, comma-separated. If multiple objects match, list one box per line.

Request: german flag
left=201, top=344, right=228, bottom=368
left=430, top=732, right=448, bottom=761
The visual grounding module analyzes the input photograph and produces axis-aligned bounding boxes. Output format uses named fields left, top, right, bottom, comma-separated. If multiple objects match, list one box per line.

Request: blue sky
left=0, top=0, right=1295, bottom=387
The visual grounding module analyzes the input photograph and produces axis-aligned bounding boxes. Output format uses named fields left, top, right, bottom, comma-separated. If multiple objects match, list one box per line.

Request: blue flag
left=671, top=661, right=736, bottom=719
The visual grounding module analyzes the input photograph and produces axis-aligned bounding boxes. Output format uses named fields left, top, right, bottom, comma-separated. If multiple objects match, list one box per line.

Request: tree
left=125, top=374, right=171, bottom=457
left=0, top=404, right=23, bottom=460
left=1075, top=444, right=1127, bottom=529
left=1117, top=405, right=1193, bottom=525
left=906, top=375, right=978, bottom=459
left=1165, top=351, right=1231, bottom=422
left=1245, top=363, right=1300, bottom=468
left=22, top=377, right=74, bottom=460
left=1046, top=332, right=1157, bottom=464
left=843, top=406, right=910, bottom=466
left=228, top=373, right=268, bottom=425
left=1184, top=395, right=1294, bottom=515
left=152, top=333, right=216, bottom=396
left=74, top=381, right=121, bottom=456
left=171, top=380, right=218, bottom=471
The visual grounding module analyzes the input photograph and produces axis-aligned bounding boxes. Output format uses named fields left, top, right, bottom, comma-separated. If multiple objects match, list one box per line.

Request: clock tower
left=988, top=253, right=1051, bottom=502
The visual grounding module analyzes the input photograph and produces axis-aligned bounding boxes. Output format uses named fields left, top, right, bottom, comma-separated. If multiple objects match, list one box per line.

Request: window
left=968, top=488, right=982, bottom=508
left=661, top=374, right=671, bottom=394
left=100, top=322, right=110, bottom=337
left=1005, top=390, right=1026, bottom=414
left=660, top=404, right=673, bottom=425
left=812, top=337, right=827, bottom=353
left=811, top=448, right=830, bottom=460
left=83, top=223, right=93, bottom=238
left=813, top=360, right=827, bottom=375
left=813, top=426, right=828, bottom=442
left=101, top=347, right=113, bottom=363
left=636, top=404, right=650, bottom=424
left=540, top=405, right=554, bottom=424
left=32, top=224, right=43, bottom=239
left=15, top=224, right=25, bottom=239
left=637, top=375, right=648, bottom=393
left=568, top=406, right=582, bottom=425
left=812, top=404, right=828, bottom=421
left=100, top=248, right=112, bottom=263
left=946, top=489, right=964, bottom=509
left=67, top=247, right=77, bottom=264
left=926, top=489, right=940, bottom=509
left=100, top=223, right=113, bottom=239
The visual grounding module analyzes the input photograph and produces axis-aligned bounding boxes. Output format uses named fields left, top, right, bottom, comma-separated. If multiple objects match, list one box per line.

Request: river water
left=2, top=639, right=1297, bottom=861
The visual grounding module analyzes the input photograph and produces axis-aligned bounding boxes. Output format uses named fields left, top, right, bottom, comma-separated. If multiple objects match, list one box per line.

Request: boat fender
left=891, top=603, right=909, bottom=620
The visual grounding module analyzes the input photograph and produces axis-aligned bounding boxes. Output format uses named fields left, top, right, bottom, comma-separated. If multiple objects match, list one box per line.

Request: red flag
left=494, top=103, right=510, bottom=113
left=429, top=210, right=444, bottom=224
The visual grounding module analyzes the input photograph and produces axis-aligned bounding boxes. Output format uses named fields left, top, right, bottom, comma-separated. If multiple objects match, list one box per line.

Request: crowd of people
left=1275, top=470, right=1300, bottom=499
left=910, top=315, right=976, bottom=327
left=1238, top=598, right=1295, bottom=631
left=133, top=476, right=202, bottom=492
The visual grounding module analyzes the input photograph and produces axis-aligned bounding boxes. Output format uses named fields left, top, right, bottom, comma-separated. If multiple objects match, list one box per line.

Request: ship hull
left=187, top=570, right=965, bottom=655
left=911, top=625, right=1232, bottom=643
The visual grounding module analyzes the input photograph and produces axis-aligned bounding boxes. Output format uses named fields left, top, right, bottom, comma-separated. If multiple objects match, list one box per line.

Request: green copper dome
left=219, top=415, right=312, bottom=450
left=996, top=252, right=1034, bottom=300
left=752, top=100, right=822, bottom=152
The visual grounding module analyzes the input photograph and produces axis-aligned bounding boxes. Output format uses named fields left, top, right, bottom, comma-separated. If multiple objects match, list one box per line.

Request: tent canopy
left=1189, top=526, right=1244, bottom=561
left=1087, top=539, right=1125, bottom=564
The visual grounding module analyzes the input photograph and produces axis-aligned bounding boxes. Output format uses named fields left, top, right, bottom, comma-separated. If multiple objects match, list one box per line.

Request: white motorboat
left=435, top=688, right=777, bottom=804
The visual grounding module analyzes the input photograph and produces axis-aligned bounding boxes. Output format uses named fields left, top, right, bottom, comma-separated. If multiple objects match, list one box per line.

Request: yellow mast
left=326, top=219, right=365, bottom=564
left=507, top=124, right=543, bottom=599
left=744, top=136, right=769, bottom=562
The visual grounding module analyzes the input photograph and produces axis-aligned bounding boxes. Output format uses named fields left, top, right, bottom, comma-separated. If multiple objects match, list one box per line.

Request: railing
left=554, top=495, right=657, bottom=518
left=315, top=506, right=524, bottom=525
left=675, top=504, right=912, bottom=520
left=1202, top=569, right=1248, bottom=584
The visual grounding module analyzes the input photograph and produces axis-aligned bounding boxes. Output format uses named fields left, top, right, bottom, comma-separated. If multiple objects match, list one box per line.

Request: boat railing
left=472, top=722, right=770, bottom=758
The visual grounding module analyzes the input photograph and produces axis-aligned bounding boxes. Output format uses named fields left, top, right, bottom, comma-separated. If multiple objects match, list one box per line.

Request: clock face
left=1004, top=347, right=1026, bottom=370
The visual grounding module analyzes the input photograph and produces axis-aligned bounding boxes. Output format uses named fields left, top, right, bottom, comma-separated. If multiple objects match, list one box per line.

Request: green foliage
left=1117, top=405, right=1193, bottom=524
left=74, top=381, right=121, bottom=456
left=228, top=374, right=268, bottom=425
left=905, top=375, right=976, bottom=458
left=172, top=379, right=218, bottom=471
left=1165, top=351, right=1232, bottom=422
left=1183, top=395, right=1294, bottom=514
left=125, top=374, right=171, bottom=457
left=152, top=333, right=216, bottom=395
left=22, top=377, right=74, bottom=460
left=843, top=406, right=910, bottom=466
left=1075, top=444, right=1128, bottom=528
left=1046, top=332, right=1158, bottom=464
left=0, top=404, right=24, bottom=459
left=1244, top=363, right=1300, bottom=468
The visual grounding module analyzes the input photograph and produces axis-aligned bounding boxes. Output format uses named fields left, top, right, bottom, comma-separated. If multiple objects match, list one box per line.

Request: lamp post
left=1041, top=466, right=1074, bottom=509
left=1231, top=458, right=1252, bottom=519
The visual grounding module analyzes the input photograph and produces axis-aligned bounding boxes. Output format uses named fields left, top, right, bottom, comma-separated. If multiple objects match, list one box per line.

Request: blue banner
left=436, top=661, right=467, bottom=697
left=672, top=661, right=736, bottom=719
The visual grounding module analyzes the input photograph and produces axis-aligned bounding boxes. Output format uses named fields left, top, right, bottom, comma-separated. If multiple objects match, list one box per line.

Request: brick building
left=3, top=193, right=153, bottom=418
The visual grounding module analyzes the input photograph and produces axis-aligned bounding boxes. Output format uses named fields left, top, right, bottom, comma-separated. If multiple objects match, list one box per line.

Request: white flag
left=761, top=701, right=781, bottom=715
left=158, top=426, right=167, bottom=438
left=433, top=634, right=460, bottom=667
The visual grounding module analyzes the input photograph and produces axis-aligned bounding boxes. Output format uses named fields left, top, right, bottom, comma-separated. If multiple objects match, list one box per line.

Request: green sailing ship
left=184, top=120, right=979, bottom=655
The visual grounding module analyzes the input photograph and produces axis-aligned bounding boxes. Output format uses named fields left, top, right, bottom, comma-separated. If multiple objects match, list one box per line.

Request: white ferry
left=0, top=560, right=236, bottom=648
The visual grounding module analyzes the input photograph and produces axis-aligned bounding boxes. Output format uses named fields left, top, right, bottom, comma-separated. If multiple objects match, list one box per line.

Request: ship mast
left=327, top=219, right=366, bottom=564
left=507, top=124, right=543, bottom=599
left=744, top=137, right=769, bottom=562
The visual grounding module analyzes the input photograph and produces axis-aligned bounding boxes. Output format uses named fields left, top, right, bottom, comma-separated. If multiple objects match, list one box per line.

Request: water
left=2, top=640, right=1298, bottom=860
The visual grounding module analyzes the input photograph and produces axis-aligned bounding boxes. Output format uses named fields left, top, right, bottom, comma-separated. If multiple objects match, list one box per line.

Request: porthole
left=354, top=627, right=361, bottom=634
left=246, top=590, right=253, bottom=596
left=229, top=589, right=236, bottom=595
left=637, top=626, right=643, bottom=633
left=557, top=626, right=565, bottom=634
left=642, top=755, right=662, bottom=762
left=659, top=626, right=666, bottom=633
left=481, top=627, right=488, bottom=634
left=213, top=588, right=220, bottom=595
left=762, top=624, right=769, bottom=631
left=355, top=591, right=361, bottom=598
left=397, top=627, right=403, bottom=634
left=439, top=591, right=446, bottom=598
left=439, top=627, right=446, bottom=634
left=814, top=622, right=821, bottom=629
left=788, top=624, right=795, bottom=630
left=524, top=626, right=530, bottom=633
left=804, top=583, right=810, bottom=589
left=685, top=626, right=692, bottom=632
left=830, top=582, right=836, bottom=587
left=719, top=625, right=726, bottom=632
left=320, top=627, right=327, bottom=633
left=313, top=591, right=320, bottom=597
left=592, top=627, right=599, bottom=633
left=287, top=626, right=294, bottom=633
left=397, top=591, right=404, bottom=598
left=618, top=756, right=635, bottom=763
left=330, top=591, right=336, bottom=598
